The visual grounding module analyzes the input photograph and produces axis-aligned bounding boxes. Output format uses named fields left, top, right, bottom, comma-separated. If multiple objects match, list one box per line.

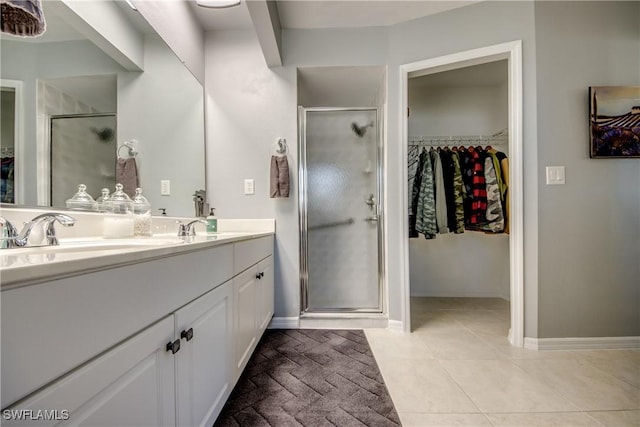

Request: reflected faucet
left=0, top=217, right=19, bottom=249
left=14, top=213, right=76, bottom=247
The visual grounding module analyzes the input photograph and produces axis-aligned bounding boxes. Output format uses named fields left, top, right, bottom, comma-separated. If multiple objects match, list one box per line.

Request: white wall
left=133, top=0, right=205, bottom=84
left=204, top=2, right=537, bottom=327
left=408, top=84, right=508, bottom=137
left=205, top=30, right=299, bottom=319
left=408, top=81, right=509, bottom=299
left=534, top=1, right=639, bottom=338
left=382, top=0, right=539, bottom=332
left=118, top=35, right=205, bottom=217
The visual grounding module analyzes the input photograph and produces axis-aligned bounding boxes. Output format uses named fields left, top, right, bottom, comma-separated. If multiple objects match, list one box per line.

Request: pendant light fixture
left=196, top=0, right=241, bottom=8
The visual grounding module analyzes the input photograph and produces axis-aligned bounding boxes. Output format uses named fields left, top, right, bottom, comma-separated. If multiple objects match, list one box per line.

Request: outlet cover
left=244, top=179, right=255, bottom=195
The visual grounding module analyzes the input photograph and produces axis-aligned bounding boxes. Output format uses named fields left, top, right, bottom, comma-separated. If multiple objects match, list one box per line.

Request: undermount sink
left=5, top=237, right=185, bottom=255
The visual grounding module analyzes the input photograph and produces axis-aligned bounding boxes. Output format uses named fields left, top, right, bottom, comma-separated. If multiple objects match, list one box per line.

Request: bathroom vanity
left=0, top=218, right=274, bottom=427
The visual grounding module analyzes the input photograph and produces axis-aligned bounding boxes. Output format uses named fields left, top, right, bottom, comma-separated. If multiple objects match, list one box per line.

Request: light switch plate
left=244, top=179, right=255, bottom=195
left=546, top=166, right=565, bottom=185
left=160, top=180, right=171, bottom=195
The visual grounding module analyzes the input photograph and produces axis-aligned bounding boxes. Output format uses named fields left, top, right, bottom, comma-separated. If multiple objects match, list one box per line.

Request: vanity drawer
left=233, top=235, right=273, bottom=275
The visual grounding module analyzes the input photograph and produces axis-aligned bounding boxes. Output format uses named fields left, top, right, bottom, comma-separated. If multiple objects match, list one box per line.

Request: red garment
left=468, top=148, right=487, bottom=225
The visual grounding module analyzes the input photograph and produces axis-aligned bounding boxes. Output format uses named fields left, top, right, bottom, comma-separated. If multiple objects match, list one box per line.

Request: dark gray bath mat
left=214, top=329, right=401, bottom=427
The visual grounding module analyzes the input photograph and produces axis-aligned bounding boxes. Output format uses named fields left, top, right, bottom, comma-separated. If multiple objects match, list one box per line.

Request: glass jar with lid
left=65, top=184, right=98, bottom=211
left=102, top=183, right=134, bottom=238
left=95, top=188, right=111, bottom=212
left=132, top=188, right=152, bottom=237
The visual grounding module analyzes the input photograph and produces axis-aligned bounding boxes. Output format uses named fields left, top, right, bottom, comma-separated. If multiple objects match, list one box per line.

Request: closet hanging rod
left=408, top=135, right=507, bottom=147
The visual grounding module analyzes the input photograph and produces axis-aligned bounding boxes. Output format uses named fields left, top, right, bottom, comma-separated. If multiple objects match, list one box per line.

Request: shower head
left=351, top=121, right=374, bottom=138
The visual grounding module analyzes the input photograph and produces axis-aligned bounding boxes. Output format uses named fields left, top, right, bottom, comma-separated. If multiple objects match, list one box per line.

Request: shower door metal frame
left=298, top=106, right=385, bottom=314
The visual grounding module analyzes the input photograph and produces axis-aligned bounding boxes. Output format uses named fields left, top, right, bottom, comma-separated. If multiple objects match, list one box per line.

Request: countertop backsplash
left=0, top=207, right=275, bottom=239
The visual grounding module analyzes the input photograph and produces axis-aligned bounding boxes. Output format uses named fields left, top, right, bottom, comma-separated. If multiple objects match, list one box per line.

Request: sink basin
left=4, top=237, right=185, bottom=255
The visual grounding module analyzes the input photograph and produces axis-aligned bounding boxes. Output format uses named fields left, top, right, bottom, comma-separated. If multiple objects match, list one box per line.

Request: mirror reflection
left=0, top=0, right=205, bottom=217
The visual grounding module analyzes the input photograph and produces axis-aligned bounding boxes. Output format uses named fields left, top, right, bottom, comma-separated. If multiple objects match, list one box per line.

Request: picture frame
left=589, top=86, right=640, bottom=158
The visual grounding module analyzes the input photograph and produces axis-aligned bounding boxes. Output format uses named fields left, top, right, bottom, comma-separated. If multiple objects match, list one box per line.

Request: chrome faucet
left=0, top=217, right=19, bottom=249
left=177, top=219, right=207, bottom=237
left=13, top=213, right=76, bottom=247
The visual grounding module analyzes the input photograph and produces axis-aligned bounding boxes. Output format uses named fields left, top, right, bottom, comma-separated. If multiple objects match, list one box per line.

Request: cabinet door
left=233, top=266, right=257, bottom=379
left=175, top=281, right=233, bottom=427
left=4, top=316, right=176, bottom=427
left=257, top=255, right=274, bottom=334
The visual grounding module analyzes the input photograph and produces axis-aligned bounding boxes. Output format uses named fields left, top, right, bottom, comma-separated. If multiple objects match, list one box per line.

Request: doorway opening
left=399, top=41, right=524, bottom=347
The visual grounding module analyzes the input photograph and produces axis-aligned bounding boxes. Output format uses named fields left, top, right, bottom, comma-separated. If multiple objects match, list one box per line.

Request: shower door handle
left=365, top=215, right=379, bottom=223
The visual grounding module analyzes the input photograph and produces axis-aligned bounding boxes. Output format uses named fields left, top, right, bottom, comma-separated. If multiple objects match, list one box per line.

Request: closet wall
left=408, top=61, right=510, bottom=299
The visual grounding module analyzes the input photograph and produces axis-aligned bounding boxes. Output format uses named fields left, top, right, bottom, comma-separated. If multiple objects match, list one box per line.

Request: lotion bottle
left=206, top=208, right=217, bottom=233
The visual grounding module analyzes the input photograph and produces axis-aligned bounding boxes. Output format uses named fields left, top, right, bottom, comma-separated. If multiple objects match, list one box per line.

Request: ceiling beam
left=245, top=0, right=282, bottom=67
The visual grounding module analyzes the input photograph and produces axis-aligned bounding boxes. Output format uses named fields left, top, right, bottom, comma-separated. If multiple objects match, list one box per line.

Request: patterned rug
left=214, top=329, right=401, bottom=427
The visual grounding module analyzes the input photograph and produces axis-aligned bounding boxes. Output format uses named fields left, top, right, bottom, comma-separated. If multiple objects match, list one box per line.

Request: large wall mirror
left=0, top=0, right=205, bottom=217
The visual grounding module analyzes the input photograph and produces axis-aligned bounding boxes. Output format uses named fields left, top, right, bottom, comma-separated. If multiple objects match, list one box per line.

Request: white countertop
left=0, top=231, right=273, bottom=290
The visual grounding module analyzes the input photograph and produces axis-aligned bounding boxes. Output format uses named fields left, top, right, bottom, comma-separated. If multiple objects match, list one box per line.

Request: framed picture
left=589, top=86, right=640, bottom=158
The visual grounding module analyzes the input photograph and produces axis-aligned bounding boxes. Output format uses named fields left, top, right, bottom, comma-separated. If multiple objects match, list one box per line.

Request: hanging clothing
left=466, top=147, right=487, bottom=228
left=496, top=152, right=510, bottom=234
left=1, top=157, right=14, bottom=203
left=439, top=149, right=458, bottom=233
left=430, top=150, right=448, bottom=234
left=458, top=148, right=474, bottom=222
left=450, top=151, right=465, bottom=234
left=415, top=149, right=437, bottom=239
left=408, top=146, right=423, bottom=238
left=482, top=156, right=505, bottom=233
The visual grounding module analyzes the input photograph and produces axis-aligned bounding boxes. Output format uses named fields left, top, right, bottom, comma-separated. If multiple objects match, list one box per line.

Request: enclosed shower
left=298, top=107, right=383, bottom=314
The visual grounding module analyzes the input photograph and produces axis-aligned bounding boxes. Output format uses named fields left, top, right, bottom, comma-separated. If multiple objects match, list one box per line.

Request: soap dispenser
left=206, top=208, right=217, bottom=233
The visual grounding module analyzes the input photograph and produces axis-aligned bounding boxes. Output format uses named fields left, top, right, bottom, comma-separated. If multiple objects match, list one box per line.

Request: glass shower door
left=50, top=114, right=117, bottom=207
left=300, top=108, right=381, bottom=313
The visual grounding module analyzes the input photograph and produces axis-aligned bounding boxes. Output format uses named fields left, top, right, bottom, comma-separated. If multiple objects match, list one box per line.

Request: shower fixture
left=351, top=121, right=374, bottom=138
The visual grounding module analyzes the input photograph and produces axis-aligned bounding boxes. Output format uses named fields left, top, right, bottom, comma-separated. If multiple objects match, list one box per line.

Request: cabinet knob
left=256, top=272, right=261, bottom=280
left=181, top=328, right=194, bottom=342
left=259, top=272, right=264, bottom=279
left=166, top=339, right=181, bottom=354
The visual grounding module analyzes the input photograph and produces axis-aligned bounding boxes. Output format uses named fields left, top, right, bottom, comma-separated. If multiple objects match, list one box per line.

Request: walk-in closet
left=407, top=60, right=511, bottom=334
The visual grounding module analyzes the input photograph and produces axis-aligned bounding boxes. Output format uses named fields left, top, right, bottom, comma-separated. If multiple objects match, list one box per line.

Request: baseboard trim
left=524, top=336, right=640, bottom=351
left=388, top=320, right=403, bottom=332
left=268, top=317, right=300, bottom=329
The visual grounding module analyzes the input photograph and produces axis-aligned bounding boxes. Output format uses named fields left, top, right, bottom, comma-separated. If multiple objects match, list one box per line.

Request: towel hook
left=118, top=139, right=138, bottom=158
left=275, top=138, right=287, bottom=155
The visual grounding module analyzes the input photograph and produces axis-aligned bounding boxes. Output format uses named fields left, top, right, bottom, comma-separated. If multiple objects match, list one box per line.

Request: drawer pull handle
left=181, top=328, right=194, bottom=342
left=166, top=339, right=181, bottom=354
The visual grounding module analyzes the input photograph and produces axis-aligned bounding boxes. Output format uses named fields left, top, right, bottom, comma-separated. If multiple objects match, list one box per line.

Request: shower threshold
left=299, top=312, right=388, bottom=329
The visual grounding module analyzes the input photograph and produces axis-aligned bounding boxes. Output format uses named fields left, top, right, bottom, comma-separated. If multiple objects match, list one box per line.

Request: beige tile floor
left=365, top=297, right=639, bottom=427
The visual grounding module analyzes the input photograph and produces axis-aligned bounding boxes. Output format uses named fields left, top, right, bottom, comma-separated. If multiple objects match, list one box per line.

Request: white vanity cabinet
left=232, top=237, right=274, bottom=381
left=3, top=316, right=177, bottom=427
left=1, top=233, right=275, bottom=427
left=257, top=255, right=274, bottom=334
left=175, top=280, right=233, bottom=427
